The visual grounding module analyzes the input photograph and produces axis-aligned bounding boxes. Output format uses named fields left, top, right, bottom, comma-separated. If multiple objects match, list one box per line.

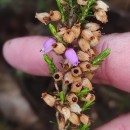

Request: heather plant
left=35, top=0, right=110, bottom=129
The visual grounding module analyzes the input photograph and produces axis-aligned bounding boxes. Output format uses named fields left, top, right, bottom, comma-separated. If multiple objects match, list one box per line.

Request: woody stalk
left=35, top=0, right=110, bottom=130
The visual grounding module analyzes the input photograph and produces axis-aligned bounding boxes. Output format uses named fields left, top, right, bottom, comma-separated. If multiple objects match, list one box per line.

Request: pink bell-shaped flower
left=41, top=38, right=56, bottom=53
left=65, top=48, right=79, bottom=66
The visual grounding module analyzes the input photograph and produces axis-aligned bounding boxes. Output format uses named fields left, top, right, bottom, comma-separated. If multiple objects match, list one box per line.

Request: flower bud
left=79, top=61, right=91, bottom=72
left=63, top=59, right=72, bottom=72
left=66, top=93, right=78, bottom=104
left=63, top=30, right=75, bottom=43
left=57, top=27, right=67, bottom=37
left=41, top=38, right=56, bottom=54
left=90, top=36, right=99, bottom=47
left=89, top=49, right=96, bottom=58
left=81, top=29, right=94, bottom=41
left=71, top=67, right=82, bottom=77
left=71, top=81, right=82, bottom=93
left=35, top=12, right=50, bottom=25
left=69, top=113, right=80, bottom=126
left=53, top=71, right=63, bottom=82
left=65, top=48, right=79, bottom=66
left=52, top=42, right=66, bottom=54
left=77, top=51, right=90, bottom=62
left=82, top=78, right=93, bottom=91
left=94, top=9, right=108, bottom=23
left=56, top=112, right=65, bottom=130
left=78, top=38, right=90, bottom=52
left=41, top=93, right=56, bottom=107
left=84, top=22, right=100, bottom=31
left=95, top=0, right=109, bottom=12
left=81, top=93, right=95, bottom=102
left=80, top=114, right=90, bottom=125
left=64, top=72, right=74, bottom=85
left=50, top=10, right=61, bottom=21
left=77, top=0, right=87, bottom=5
left=71, top=24, right=81, bottom=39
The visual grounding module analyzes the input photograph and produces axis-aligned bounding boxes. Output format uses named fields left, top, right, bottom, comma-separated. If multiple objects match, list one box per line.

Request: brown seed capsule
left=41, top=93, right=56, bottom=107
left=63, top=29, right=75, bottom=44
left=61, top=107, right=71, bottom=121
left=85, top=72, right=94, bottom=80
left=70, top=103, right=82, bottom=114
left=94, top=9, right=108, bottom=23
left=64, top=72, right=74, bottom=84
left=78, top=38, right=90, bottom=52
left=73, top=76, right=82, bottom=82
left=82, top=78, right=93, bottom=91
left=95, top=0, right=109, bottom=12
left=57, top=27, right=67, bottom=37
left=71, top=81, right=82, bottom=93
left=90, top=36, right=99, bottom=47
left=71, top=67, right=82, bottom=77
left=52, top=42, right=66, bottom=54
left=90, top=65, right=100, bottom=71
left=35, top=12, right=50, bottom=25
left=79, top=61, right=91, bottom=72
left=56, top=112, right=65, bottom=130
left=66, top=93, right=78, bottom=104
left=50, top=10, right=61, bottom=21
left=69, top=113, right=80, bottom=126
left=71, top=24, right=81, bottom=39
left=63, top=59, right=72, bottom=72
left=80, top=114, right=90, bottom=125
left=77, top=0, right=87, bottom=5
left=60, top=0, right=66, bottom=5
left=84, top=22, right=100, bottom=31
left=93, top=30, right=102, bottom=37
left=81, top=29, right=94, bottom=41
left=77, top=51, right=90, bottom=62
left=53, top=71, right=63, bottom=82
left=81, top=93, right=96, bottom=102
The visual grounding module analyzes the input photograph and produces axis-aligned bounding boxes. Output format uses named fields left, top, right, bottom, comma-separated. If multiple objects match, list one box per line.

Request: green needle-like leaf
left=80, top=0, right=96, bottom=21
left=56, top=0, right=65, bottom=23
left=48, top=24, right=66, bottom=46
left=59, top=91, right=65, bottom=104
left=77, top=88, right=90, bottom=98
left=78, top=124, right=90, bottom=130
left=91, top=48, right=111, bottom=65
left=43, top=54, right=57, bottom=75
left=82, top=101, right=95, bottom=111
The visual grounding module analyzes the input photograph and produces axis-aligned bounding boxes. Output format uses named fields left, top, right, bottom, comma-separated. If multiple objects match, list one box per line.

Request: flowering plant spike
left=36, top=0, right=110, bottom=129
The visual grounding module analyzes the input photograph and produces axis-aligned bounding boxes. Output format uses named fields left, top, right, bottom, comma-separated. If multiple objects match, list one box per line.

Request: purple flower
left=65, top=48, right=79, bottom=66
left=41, top=38, right=56, bottom=53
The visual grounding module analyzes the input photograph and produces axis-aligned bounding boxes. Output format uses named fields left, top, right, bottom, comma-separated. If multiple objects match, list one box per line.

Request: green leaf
left=59, top=91, right=65, bottom=104
left=56, top=0, right=65, bottom=23
left=78, top=124, right=90, bottom=130
left=77, top=88, right=90, bottom=98
left=48, top=24, right=66, bottom=46
left=43, top=54, right=57, bottom=75
left=91, top=48, right=111, bottom=65
left=82, top=101, right=95, bottom=111
left=80, top=0, right=96, bottom=21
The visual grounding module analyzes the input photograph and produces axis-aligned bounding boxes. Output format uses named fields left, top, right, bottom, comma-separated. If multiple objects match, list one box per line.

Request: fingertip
left=2, top=36, right=60, bottom=76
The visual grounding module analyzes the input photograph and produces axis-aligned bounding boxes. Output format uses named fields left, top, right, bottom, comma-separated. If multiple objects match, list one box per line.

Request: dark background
left=0, top=0, right=130, bottom=130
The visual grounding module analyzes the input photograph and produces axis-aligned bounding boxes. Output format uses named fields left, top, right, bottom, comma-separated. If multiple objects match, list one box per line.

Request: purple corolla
left=65, top=48, right=79, bottom=66
left=41, top=38, right=56, bottom=53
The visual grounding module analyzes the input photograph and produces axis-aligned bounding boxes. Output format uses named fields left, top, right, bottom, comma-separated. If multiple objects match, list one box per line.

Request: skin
left=2, top=32, right=130, bottom=130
